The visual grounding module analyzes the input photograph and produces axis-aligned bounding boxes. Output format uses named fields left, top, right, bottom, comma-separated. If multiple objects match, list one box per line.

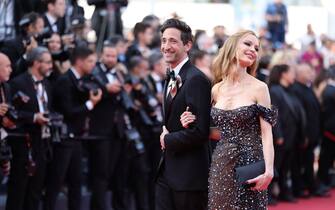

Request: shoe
left=278, top=194, right=298, bottom=203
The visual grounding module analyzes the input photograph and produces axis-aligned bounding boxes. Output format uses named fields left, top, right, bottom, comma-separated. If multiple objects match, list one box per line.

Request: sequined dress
left=208, top=104, right=277, bottom=210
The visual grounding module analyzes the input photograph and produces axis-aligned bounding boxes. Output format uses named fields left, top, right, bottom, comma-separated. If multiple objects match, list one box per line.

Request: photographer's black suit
left=155, top=60, right=211, bottom=210
left=6, top=72, right=53, bottom=210
left=42, top=14, right=66, bottom=35
left=88, top=63, right=120, bottom=210
left=44, top=69, right=90, bottom=210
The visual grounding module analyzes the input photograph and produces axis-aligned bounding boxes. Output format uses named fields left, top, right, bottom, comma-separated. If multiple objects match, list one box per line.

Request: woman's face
left=282, top=67, right=296, bottom=85
left=235, top=34, right=259, bottom=68
left=48, top=34, right=62, bottom=53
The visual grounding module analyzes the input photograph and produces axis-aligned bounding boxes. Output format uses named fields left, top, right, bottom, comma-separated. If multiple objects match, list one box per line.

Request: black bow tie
left=166, top=69, right=176, bottom=81
left=34, top=80, right=43, bottom=85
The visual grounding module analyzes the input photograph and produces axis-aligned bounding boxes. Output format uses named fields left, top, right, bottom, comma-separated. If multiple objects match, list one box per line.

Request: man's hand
left=34, top=113, right=49, bottom=125
left=0, top=103, right=9, bottom=117
left=160, top=126, right=169, bottom=150
left=89, top=89, right=103, bottom=106
left=106, top=81, right=122, bottom=94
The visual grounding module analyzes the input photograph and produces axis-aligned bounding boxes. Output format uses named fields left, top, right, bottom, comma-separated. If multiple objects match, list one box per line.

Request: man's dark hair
left=70, top=46, right=94, bottom=64
left=190, top=50, right=207, bottom=65
left=108, top=35, right=127, bottom=45
left=128, top=56, right=144, bottom=71
left=148, top=51, right=163, bottom=70
left=45, top=0, right=57, bottom=5
left=133, top=22, right=151, bottom=40
left=19, top=12, right=42, bottom=28
left=160, top=19, right=193, bottom=45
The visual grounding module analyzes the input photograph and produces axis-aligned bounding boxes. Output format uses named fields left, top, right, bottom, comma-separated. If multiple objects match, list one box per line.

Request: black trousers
left=155, top=176, right=207, bottom=210
left=6, top=137, right=48, bottom=210
left=274, top=145, right=294, bottom=196
left=44, top=141, right=82, bottom=210
left=318, top=136, right=335, bottom=185
left=302, top=143, right=318, bottom=193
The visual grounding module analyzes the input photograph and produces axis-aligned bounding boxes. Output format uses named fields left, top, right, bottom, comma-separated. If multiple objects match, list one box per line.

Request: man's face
left=50, top=0, right=66, bottom=18
left=37, top=53, right=53, bottom=77
left=81, top=54, right=97, bottom=75
left=161, top=28, right=191, bottom=68
left=101, top=47, right=118, bottom=69
left=0, top=55, right=12, bottom=82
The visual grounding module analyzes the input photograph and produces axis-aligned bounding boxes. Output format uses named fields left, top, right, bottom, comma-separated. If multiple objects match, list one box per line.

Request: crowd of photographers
left=0, top=1, right=168, bottom=210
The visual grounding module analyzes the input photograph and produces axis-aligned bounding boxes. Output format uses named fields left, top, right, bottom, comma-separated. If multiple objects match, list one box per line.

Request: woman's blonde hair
left=212, top=30, right=260, bottom=84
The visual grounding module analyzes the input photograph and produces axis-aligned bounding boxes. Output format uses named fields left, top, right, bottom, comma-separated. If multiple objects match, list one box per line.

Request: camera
left=44, top=112, right=67, bottom=143
left=4, top=91, right=30, bottom=123
left=51, top=50, right=70, bottom=62
left=78, top=75, right=102, bottom=96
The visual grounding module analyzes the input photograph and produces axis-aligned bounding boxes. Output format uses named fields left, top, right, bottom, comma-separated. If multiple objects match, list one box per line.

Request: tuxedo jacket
left=42, top=14, right=66, bottom=35
left=0, top=82, right=12, bottom=129
left=321, top=84, right=335, bottom=135
left=270, top=84, right=306, bottom=149
left=291, top=82, right=321, bottom=146
left=89, top=63, right=119, bottom=137
left=9, top=72, right=53, bottom=138
left=53, top=70, right=90, bottom=137
left=158, top=60, right=211, bottom=191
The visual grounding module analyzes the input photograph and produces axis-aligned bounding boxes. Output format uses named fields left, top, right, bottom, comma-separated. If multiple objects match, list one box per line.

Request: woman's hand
left=246, top=172, right=273, bottom=191
left=180, top=106, right=196, bottom=128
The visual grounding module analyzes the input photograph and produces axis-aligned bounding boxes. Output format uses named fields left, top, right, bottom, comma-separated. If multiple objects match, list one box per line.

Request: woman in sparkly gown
left=180, top=30, right=277, bottom=209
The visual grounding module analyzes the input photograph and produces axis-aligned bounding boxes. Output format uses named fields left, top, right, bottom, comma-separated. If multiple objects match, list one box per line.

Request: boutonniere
left=176, top=75, right=183, bottom=89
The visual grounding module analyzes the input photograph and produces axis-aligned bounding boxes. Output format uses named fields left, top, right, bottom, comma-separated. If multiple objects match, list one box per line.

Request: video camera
left=43, top=112, right=67, bottom=143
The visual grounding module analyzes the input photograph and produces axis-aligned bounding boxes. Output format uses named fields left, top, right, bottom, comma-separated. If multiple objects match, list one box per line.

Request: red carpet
left=269, top=189, right=335, bottom=210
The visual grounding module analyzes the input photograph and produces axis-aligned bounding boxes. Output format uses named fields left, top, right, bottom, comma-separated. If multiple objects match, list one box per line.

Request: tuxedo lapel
left=163, top=77, right=170, bottom=124
left=164, top=61, right=190, bottom=123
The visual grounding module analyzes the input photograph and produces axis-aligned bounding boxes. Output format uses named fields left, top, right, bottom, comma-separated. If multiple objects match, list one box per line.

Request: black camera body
left=78, top=75, right=102, bottom=96
left=44, top=112, right=67, bottom=143
left=5, top=91, right=30, bottom=123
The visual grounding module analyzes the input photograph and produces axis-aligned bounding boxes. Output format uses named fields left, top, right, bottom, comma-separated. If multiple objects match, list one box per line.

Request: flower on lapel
left=176, top=75, right=183, bottom=89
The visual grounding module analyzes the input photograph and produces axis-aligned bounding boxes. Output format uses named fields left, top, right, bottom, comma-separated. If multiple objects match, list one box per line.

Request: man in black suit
left=88, top=43, right=122, bottom=210
left=291, top=63, right=323, bottom=197
left=155, top=19, right=211, bottom=210
left=0, top=53, right=14, bottom=176
left=6, top=47, right=53, bottom=210
left=43, top=0, right=66, bottom=35
left=1, top=12, right=45, bottom=78
left=44, top=46, right=102, bottom=210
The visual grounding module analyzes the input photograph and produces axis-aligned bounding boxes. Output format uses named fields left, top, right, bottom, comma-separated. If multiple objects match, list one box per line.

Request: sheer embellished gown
left=208, top=104, right=277, bottom=210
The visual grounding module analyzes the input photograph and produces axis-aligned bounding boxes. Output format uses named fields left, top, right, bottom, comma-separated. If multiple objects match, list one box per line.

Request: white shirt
left=166, top=57, right=189, bottom=96
left=32, top=76, right=48, bottom=113
left=151, top=72, right=163, bottom=93
left=0, top=0, right=15, bottom=41
left=45, top=12, right=58, bottom=32
left=71, top=68, right=94, bottom=110
left=100, top=63, right=117, bottom=83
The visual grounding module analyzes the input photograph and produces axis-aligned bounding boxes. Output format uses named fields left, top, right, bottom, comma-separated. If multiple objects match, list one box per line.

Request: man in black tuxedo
left=44, top=46, right=102, bottom=210
left=88, top=43, right=122, bottom=210
left=291, top=64, right=323, bottom=197
left=43, top=0, right=66, bottom=35
left=0, top=53, right=14, bottom=176
left=6, top=47, right=53, bottom=210
left=155, top=19, right=211, bottom=210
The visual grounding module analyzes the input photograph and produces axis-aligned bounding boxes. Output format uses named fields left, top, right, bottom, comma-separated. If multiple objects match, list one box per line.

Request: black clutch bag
left=235, top=160, right=265, bottom=187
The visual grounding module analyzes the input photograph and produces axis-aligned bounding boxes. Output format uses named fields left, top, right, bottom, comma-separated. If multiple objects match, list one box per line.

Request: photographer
left=88, top=43, right=122, bottom=210
left=44, top=46, right=102, bottom=210
left=6, top=47, right=53, bottom=210
left=0, top=12, right=45, bottom=78
left=0, top=53, right=14, bottom=178
left=44, top=32, right=71, bottom=85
